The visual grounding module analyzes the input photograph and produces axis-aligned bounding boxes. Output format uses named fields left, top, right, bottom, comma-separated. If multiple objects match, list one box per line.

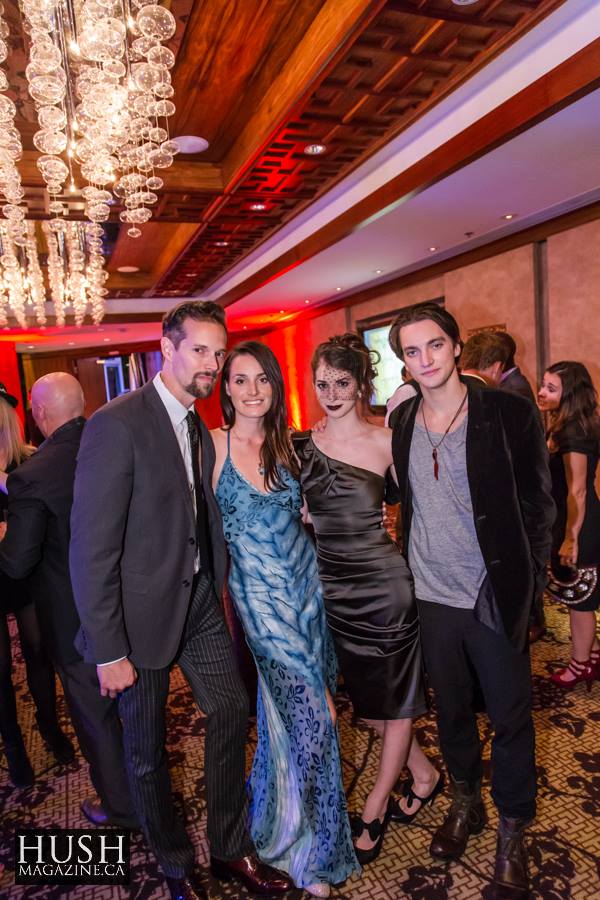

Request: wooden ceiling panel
left=153, top=0, right=566, bottom=297
left=169, top=0, right=327, bottom=162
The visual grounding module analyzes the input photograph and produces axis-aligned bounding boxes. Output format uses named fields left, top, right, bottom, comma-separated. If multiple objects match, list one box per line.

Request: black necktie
left=185, top=411, right=212, bottom=575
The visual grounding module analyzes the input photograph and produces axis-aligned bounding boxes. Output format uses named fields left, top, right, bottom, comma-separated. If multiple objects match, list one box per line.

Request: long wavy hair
left=311, top=332, right=379, bottom=415
left=545, top=360, right=600, bottom=449
left=220, top=341, right=298, bottom=491
left=0, top=399, right=34, bottom=470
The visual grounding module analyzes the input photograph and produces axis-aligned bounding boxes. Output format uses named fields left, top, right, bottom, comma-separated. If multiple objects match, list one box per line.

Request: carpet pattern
left=1, top=598, right=599, bottom=898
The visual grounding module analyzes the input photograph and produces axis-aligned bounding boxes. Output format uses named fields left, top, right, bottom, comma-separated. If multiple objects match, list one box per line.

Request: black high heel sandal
left=389, top=771, right=445, bottom=824
left=351, top=804, right=391, bottom=865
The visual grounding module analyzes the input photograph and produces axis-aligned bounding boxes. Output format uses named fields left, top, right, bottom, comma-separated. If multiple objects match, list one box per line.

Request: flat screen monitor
left=361, top=323, right=405, bottom=411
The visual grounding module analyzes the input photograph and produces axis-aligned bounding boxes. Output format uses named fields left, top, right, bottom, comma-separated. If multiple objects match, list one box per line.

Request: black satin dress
left=293, top=432, right=426, bottom=720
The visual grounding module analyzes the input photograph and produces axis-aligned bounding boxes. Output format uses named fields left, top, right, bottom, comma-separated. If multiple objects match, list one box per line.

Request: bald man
left=0, top=373, right=137, bottom=828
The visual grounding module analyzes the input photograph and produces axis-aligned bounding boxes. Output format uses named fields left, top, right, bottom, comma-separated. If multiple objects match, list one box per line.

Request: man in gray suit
left=70, top=302, right=292, bottom=900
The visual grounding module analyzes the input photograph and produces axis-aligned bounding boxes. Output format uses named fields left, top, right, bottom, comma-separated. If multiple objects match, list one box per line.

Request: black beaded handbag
left=546, top=564, right=598, bottom=607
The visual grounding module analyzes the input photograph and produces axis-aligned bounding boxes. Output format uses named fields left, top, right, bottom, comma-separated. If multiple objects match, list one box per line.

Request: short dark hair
left=389, top=302, right=462, bottom=360
left=495, top=331, right=517, bottom=371
left=162, top=301, right=227, bottom=349
left=460, top=331, right=510, bottom=372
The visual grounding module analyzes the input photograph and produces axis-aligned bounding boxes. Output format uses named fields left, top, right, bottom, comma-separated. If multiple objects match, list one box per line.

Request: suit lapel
left=464, top=378, right=488, bottom=507
left=395, top=395, right=419, bottom=505
left=143, top=382, right=195, bottom=525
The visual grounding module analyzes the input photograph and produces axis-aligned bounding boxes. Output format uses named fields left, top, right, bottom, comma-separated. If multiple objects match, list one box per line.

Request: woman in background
left=538, top=361, right=600, bottom=688
left=0, top=383, right=73, bottom=787
left=293, top=334, right=440, bottom=866
left=211, top=342, right=359, bottom=898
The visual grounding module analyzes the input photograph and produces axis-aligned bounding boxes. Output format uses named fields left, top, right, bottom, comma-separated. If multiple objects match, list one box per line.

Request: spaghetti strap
left=226, top=428, right=231, bottom=457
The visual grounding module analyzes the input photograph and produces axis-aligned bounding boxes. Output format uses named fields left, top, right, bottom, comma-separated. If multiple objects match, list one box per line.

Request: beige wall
left=261, top=216, right=600, bottom=427
left=547, top=218, right=600, bottom=388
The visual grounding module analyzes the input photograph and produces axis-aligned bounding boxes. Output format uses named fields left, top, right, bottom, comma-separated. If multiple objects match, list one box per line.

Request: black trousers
left=0, top=604, right=60, bottom=745
left=55, top=657, right=135, bottom=823
left=117, top=573, right=253, bottom=878
left=418, top=599, right=536, bottom=820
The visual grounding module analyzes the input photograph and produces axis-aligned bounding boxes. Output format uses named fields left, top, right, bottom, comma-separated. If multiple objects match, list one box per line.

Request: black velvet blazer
left=391, top=377, right=555, bottom=651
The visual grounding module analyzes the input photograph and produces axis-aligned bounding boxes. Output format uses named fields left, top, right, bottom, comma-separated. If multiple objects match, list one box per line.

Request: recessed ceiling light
left=304, top=299, right=310, bottom=304
left=172, top=135, right=209, bottom=154
left=117, top=265, right=139, bottom=273
left=335, top=287, right=342, bottom=292
left=374, top=269, right=383, bottom=275
left=27, top=344, right=35, bottom=349
left=501, top=213, right=517, bottom=220
left=243, top=325, right=247, bottom=330
left=250, top=203, right=266, bottom=211
left=215, top=240, right=229, bottom=247
left=428, top=246, right=438, bottom=252
left=103, top=337, right=110, bottom=342
left=303, top=143, right=326, bottom=156
left=279, top=309, right=285, bottom=314
left=451, top=0, right=478, bottom=5
left=68, top=341, right=75, bottom=345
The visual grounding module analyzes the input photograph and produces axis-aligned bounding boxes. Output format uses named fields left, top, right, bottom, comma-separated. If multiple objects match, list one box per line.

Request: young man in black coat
left=388, top=304, right=554, bottom=899
left=0, top=372, right=136, bottom=826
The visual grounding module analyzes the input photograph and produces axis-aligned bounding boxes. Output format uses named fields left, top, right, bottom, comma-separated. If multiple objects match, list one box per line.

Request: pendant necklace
left=421, top=389, right=468, bottom=480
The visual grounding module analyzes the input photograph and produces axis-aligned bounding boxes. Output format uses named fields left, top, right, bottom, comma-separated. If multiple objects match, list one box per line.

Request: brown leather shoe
left=166, top=870, right=208, bottom=900
left=430, top=777, right=487, bottom=860
left=210, top=854, right=293, bottom=895
left=491, top=816, right=530, bottom=898
left=80, top=797, right=140, bottom=830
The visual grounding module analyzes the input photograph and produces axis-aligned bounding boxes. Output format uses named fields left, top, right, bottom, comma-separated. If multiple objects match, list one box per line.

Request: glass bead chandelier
left=0, top=219, right=109, bottom=327
left=0, top=0, right=180, bottom=326
left=20, top=0, right=179, bottom=237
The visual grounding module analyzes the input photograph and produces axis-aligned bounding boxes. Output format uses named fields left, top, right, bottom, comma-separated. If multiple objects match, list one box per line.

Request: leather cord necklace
left=421, top=388, right=468, bottom=480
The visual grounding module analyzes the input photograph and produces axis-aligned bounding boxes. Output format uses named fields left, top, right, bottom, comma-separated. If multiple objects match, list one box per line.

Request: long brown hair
left=545, top=360, right=600, bottom=448
left=311, top=332, right=379, bottom=415
left=220, top=341, right=298, bottom=490
left=0, top=400, right=34, bottom=469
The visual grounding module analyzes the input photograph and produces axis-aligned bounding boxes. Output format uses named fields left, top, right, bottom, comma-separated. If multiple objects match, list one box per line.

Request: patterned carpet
left=1, top=600, right=599, bottom=899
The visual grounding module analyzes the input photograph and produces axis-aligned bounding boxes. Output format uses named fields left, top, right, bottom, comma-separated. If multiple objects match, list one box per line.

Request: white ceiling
left=221, top=86, right=600, bottom=329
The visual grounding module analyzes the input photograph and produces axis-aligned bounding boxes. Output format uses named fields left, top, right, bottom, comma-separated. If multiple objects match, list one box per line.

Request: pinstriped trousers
left=118, top=572, right=254, bottom=878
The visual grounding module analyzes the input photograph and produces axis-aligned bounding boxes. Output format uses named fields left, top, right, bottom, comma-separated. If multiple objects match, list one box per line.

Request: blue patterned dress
left=215, top=433, right=359, bottom=888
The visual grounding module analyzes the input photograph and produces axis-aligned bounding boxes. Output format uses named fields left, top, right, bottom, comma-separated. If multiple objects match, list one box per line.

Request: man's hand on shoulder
left=97, top=658, right=137, bottom=698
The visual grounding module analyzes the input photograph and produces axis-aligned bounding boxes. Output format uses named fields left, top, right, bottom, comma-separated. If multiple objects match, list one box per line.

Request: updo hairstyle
left=311, top=332, right=379, bottom=411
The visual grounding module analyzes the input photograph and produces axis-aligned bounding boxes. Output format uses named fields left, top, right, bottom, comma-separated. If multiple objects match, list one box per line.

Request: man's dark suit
left=70, top=380, right=252, bottom=878
left=0, top=418, right=135, bottom=822
left=499, top=366, right=537, bottom=405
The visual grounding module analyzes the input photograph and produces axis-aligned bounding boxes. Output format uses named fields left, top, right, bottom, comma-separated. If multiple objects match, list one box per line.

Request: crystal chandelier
left=0, top=219, right=109, bottom=327
left=20, top=0, right=179, bottom=237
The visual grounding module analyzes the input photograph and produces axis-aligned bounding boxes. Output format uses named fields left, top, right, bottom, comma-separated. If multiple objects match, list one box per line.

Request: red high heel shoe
left=550, top=658, right=594, bottom=691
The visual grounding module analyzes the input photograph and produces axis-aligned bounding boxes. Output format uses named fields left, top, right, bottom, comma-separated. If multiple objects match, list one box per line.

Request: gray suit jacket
left=70, top=380, right=226, bottom=669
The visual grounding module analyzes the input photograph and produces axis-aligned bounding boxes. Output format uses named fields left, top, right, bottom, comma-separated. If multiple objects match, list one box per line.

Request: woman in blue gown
left=211, top=341, right=359, bottom=897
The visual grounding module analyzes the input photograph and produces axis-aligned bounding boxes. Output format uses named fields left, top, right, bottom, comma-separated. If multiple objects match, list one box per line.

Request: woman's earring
left=357, top=390, right=363, bottom=399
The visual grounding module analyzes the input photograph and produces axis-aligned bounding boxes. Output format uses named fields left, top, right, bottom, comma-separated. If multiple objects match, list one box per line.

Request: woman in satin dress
left=211, top=342, right=359, bottom=897
left=293, top=333, right=441, bottom=865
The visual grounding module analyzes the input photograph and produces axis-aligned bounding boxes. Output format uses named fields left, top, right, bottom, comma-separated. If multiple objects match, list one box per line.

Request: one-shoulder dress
left=293, top=432, right=426, bottom=721
left=215, top=433, right=359, bottom=889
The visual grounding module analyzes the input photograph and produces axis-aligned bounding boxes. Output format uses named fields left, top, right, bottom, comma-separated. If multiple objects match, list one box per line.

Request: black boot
left=491, top=815, right=530, bottom=898
left=430, top=776, right=487, bottom=860
left=4, top=734, right=35, bottom=788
